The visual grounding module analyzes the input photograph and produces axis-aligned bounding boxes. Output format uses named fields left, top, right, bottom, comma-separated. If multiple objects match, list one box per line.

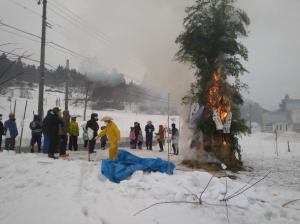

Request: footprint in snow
left=81, top=206, right=89, bottom=217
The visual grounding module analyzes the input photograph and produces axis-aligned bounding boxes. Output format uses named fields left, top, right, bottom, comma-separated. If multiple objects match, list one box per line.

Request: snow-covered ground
left=0, top=131, right=300, bottom=224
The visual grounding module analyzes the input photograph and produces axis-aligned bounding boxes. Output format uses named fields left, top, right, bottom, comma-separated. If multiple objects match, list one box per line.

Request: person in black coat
left=45, top=107, right=63, bottom=159
left=42, top=110, right=52, bottom=154
left=133, top=122, right=141, bottom=149
left=86, top=113, right=99, bottom=153
left=145, top=121, right=155, bottom=150
left=0, top=114, right=4, bottom=150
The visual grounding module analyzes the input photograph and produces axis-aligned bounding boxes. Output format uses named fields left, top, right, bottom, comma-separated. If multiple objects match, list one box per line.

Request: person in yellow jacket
left=97, top=116, right=120, bottom=160
left=68, top=116, right=79, bottom=151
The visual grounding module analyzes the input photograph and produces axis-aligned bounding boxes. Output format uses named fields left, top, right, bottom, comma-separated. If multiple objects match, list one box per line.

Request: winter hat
left=91, top=113, right=98, bottom=120
left=34, top=115, right=40, bottom=121
left=52, top=107, right=60, bottom=114
left=101, top=116, right=113, bottom=122
left=63, top=110, right=70, bottom=117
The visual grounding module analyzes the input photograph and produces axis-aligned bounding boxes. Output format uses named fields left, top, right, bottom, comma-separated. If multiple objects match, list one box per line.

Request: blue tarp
left=101, top=149, right=176, bottom=183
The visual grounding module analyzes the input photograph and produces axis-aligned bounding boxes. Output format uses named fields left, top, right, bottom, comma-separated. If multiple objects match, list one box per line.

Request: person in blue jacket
left=4, top=113, right=18, bottom=151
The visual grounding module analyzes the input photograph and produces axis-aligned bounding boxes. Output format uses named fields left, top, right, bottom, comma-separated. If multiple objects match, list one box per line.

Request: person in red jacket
left=155, top=125, right=165, bottom=152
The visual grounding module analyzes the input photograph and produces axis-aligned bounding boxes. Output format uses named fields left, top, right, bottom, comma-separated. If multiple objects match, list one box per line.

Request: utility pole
left=38, top=0, right=47, bottom=118
left=249, top=103, right=252, bottom=134
left=167, top=93, right=171, bottom=175
left=65, top=59, right=70, bottom=111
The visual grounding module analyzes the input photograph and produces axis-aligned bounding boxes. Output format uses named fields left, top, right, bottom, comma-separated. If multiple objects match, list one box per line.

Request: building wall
left=290, top=109, right=300, bottom=123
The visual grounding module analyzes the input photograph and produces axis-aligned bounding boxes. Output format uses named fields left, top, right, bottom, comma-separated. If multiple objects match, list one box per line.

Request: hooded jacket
left=4, top=119, right=18, bottom=138
left=69, top=120, right=79, bottom=136
left=98, top=121, right=120, bottom=144
left=86, top=115, right=99, bottom=139
left=59, top=110, right=70, bottom=136
left=47, top=110, right=62, bottom=137
left=145, top=123, right=155, bottom=137
left=30, top=115, right=42, bottom=135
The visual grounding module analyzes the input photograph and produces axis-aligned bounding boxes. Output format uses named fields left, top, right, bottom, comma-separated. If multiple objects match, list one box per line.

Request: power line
left=0, top=27, right=41, bottom=44
left=47, top=4, right=110, bottom=46
left=0, top=27, right=80, bottom=59
left=0, top=21, right=89, bottom=59
left=0, top=21, right=40, bottom=39
left=50, top=0, right=110, bottom=41
left=48, top=42, right=88, bottom=59
left=8, top=0, right=41, bottom=17
left=6, top=0, right=64, bottom=30
left=0, top=49, right=55, bottom=69
left=6, top=0, right=105, bottom=46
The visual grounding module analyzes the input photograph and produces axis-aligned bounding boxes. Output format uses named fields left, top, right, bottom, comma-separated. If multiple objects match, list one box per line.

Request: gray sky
left=0, top=0, right=299, bottom=110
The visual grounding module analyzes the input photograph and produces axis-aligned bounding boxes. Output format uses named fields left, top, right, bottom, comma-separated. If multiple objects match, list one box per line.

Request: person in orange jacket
left=155, top=125, right=165, bottom=152
left=97, top=116, right=120, bottom=160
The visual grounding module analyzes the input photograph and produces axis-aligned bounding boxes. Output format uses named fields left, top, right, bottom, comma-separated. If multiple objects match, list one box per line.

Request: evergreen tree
left=176, top=0, right=250, bottom=170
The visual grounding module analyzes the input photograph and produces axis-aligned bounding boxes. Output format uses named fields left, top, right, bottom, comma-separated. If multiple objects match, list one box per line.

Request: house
left=262, top=95, right=300, bottom=133
left=262, top=111, right=292, bottom=133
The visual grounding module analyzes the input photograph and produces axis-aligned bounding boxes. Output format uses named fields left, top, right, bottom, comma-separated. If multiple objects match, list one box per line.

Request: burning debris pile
left=183, top=68, right=244, bottom=171
left=176, top=0, right=250, bottom=170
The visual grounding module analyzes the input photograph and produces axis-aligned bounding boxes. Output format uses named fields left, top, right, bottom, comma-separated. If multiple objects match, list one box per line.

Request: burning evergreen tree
left=176, top=0, right=250, bottom=170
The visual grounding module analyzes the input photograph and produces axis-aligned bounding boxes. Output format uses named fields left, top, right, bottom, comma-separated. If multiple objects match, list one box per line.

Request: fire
left=208, top=69, right=230, bottom=124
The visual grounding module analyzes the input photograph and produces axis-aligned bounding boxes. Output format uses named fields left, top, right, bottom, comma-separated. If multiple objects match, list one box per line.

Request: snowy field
left=0, top=132, right=300, bottom=224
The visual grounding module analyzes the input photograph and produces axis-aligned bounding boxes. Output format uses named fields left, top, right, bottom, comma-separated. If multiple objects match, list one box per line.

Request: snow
left=0, top=132, right=300, bottom=224
left=1, top=85, right=300, bottom=223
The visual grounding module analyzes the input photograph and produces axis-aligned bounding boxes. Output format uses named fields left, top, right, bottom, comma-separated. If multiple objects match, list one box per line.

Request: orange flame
left=208, top=69, right=230, bottom=124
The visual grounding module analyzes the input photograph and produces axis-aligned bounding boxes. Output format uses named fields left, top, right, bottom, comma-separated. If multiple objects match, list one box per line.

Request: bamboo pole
left=18, top=100, right=28, bottom=153
left=167, top=93, right=171, bottom=175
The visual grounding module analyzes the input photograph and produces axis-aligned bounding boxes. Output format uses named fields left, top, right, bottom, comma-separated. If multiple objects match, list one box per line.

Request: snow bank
left=0, top=145, right=300, bottom=224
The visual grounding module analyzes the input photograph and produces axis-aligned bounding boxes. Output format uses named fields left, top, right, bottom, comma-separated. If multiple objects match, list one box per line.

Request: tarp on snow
left=101, top=149, right=176, bottom=183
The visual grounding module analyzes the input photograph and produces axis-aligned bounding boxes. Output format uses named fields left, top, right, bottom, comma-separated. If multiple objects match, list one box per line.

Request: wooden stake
left=275, top=128, right=279, bottom=156
left=13, top=99, right=17, bottom=115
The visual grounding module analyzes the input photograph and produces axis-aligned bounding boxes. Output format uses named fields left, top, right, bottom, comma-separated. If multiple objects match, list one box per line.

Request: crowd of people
left=0, top=109, right=180, bottom=159
left=129, top=121, right=180, bottom=155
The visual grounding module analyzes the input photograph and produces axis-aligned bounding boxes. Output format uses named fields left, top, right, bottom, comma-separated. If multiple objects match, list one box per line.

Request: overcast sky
left=0, top=0, right=299, bottom=110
